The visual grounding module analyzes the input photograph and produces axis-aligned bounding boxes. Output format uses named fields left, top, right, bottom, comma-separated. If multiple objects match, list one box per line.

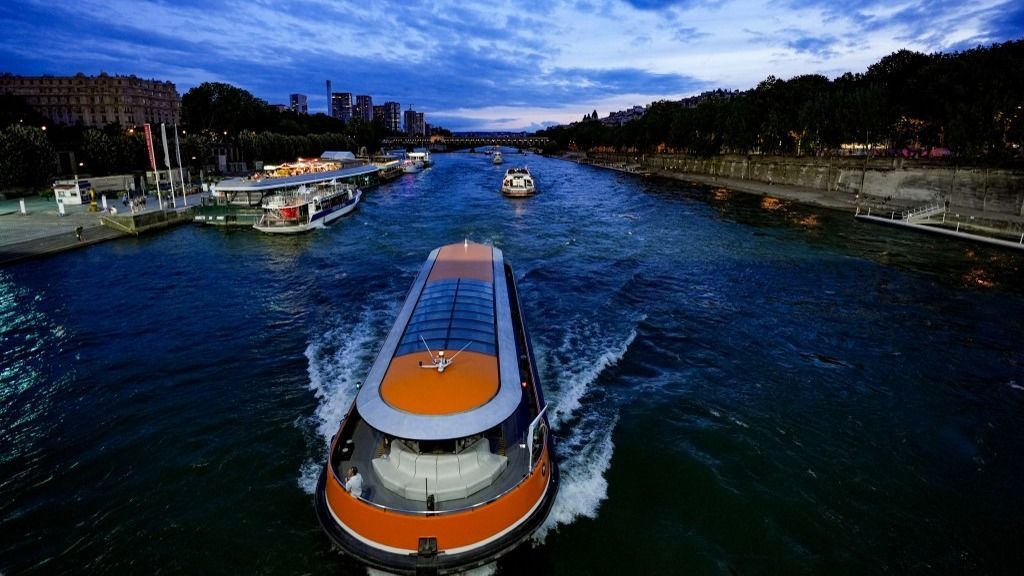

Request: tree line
left=539, top=41, right=1024, bottom=162
left=0, top=81, right=407, bottom=191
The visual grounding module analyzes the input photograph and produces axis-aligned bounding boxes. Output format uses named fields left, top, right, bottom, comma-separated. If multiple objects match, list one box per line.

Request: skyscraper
left=326, top=80, right=332, bottom=117
left=289, top=93, right=308, bottom=114
left=331, top=92, right=352, bottom=123
left=354, top=95, right=373, bottom=123
left=404, top=108, right=425, bottom=136
left=384, top=101, right=401, bottom=132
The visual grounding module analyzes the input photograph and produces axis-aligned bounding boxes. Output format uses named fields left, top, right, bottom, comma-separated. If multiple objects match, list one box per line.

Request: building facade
left=0, top=72, right=180, bottom=128
left=326, top=80, right=332, bottom=117
left=289, top=93, right=308, bottom=114
left=354, top=95, right=373, bottom=123
left=331, top=92, right=352, bottom=122
left=404, top=109, right=425, bottom=136
left=383, top=101, right=401, bottom=133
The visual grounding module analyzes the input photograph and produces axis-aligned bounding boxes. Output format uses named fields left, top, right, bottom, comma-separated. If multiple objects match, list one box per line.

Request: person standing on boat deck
left=344, top=466, right=363, bottom=498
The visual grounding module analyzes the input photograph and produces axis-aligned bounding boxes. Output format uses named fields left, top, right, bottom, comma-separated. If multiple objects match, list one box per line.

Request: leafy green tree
left=181, top=82, right=273, bottom=134
left=0, top=124, right=56, bottom=189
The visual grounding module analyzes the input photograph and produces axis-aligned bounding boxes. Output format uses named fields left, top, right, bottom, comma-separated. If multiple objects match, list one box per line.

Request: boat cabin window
left=396, top=278, right=497, bottom=356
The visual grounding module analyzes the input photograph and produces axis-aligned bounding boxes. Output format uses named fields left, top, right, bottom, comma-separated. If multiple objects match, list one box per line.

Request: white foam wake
left=547, top=316, right=643, bottom=427
left=531, top=313, right=643, bottom=541
left=297, top=298, right=396, bottom=494
left=533, top=411, right=618, bottom=542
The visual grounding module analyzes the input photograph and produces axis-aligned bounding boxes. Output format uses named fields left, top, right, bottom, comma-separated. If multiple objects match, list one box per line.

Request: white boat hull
left=254, top=189, right=361, bottom=234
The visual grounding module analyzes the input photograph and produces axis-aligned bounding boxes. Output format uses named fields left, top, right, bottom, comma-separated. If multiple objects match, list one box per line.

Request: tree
left=0, top=124, right=56, bottom=190
left=181, top=82, right=273, bottom=134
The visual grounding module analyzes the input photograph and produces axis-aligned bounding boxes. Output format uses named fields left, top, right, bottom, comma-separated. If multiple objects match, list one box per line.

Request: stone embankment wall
left=596, top=153, right=1024, bottom=220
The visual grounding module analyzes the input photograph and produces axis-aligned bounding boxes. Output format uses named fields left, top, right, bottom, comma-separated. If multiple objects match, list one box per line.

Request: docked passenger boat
left=492, top=151, right=504, bottom=165
left=253, top=180, right=360, bottom=234
left=500, top=167, right=536, bottom=197
left=315, top=241, right=558, bottom=574
left=195, top=153, right=379, bottom=227
left=402, top=149, right=434, bottom=173
left=373, top=158, right=403, bottom=182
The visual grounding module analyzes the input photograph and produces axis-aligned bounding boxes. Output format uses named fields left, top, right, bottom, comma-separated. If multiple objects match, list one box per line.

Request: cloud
left=620, top=0, right=702, bottom=10
left=1, top=0, right=1021, bottom=130
left=784, top=33, right=840, bottom=58
left=672, top=26, right=710, bottom=43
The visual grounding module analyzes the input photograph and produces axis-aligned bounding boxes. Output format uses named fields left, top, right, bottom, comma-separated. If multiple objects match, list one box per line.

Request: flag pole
left=160, top=123, right=176, bottom=208
left=174, top=123, right=187, bottom=206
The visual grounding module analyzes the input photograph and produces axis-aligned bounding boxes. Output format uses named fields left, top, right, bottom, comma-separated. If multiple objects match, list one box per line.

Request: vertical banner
left=143, top=123, right=157, bottom=172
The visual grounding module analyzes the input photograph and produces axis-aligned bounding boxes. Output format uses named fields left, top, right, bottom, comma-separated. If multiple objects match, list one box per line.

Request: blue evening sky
left=1, top=0, right=1022, bottom=131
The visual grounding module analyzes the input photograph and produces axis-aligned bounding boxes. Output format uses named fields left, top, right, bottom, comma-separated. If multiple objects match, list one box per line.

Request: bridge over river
left=381, top=135, right=550, bottom=151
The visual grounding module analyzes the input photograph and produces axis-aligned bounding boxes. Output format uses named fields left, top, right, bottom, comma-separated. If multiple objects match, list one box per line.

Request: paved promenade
left=0, top=194, right=196, bottom=267
left=652, top=169, right=860, bottom=212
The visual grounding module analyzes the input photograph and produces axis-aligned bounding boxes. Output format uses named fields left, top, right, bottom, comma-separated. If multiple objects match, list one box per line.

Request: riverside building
left=404, top=109, right=425, bottom=136
left=331, top=92, right=353, bottom=123
left=0, top=72, right=179, bottom=128
left=355, top=95, right=373, bottom=123
left=290, top=93, right=308, bottom=114
left=383, top=101, right=401, bottom=132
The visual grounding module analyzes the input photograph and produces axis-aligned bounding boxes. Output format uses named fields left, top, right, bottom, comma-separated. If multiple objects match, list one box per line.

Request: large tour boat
left=315, top=241, right=558, bottom=574
left=500, top=167, right=536, bottom=197
left=195, top=153, right=379, bottom=227
left=253, top=180, right=361, bottom=234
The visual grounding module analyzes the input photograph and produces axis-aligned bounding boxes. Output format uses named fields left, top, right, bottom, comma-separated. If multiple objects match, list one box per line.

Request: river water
left=2, top=152, right=1023, bottom=575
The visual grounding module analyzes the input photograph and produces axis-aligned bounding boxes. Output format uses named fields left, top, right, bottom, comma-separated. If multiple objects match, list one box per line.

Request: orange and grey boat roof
left=355, top=242, right=523, bottom=440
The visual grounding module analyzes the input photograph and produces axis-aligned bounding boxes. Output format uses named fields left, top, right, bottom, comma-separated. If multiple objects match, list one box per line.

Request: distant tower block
left=326, top=80, right=332, bottom=117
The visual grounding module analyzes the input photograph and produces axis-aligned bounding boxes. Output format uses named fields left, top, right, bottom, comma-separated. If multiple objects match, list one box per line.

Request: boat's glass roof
left=396, top=278, right=496, bottom=356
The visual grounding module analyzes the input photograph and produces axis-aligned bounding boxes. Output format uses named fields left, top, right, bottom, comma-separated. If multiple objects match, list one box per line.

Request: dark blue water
left=2, top=152, right=1023, bottom=575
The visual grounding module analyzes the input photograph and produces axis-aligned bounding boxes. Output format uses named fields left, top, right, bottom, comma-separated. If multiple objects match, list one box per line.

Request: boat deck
left=334, top=419, right=531, bottom=513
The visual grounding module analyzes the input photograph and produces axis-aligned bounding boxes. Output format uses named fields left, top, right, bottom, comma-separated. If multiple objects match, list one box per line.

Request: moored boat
left=253, top=181, right=360, bottom=234
left=196, top=154, right=379, bottom=227
left=402, top=149, right=433, bottom=173
left=315, top=241, right=558, bottom=574
left=500, top=167, right=536, bottom=197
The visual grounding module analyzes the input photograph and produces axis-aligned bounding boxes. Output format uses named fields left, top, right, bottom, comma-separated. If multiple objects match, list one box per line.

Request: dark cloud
left=785, top=34, right=839, bottom=58
left=672, top=26, right=709, bottom=43
left=620, top=0, right=701, bottom=11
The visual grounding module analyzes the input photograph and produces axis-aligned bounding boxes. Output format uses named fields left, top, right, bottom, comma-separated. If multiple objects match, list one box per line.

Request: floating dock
left=855, top=205, right=1024, bottom=252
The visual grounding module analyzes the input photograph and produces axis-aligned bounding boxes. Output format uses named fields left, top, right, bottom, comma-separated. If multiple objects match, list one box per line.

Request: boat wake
left=296, top=283, right=645, bottom=546
left=297, top=296, right=397, bottom=494
left=532, top=314, right=643, bottom=542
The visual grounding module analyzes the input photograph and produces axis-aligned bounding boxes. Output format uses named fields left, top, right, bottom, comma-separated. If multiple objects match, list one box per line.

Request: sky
left=1, top=0, right=1022, bottom=131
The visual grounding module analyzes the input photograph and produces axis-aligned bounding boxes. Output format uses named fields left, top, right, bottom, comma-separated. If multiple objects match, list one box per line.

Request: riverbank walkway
left=652, top=170, right=859, bottom=212
left=0, top=194, right=199, bottom=267
left=575, top=157, right=1024, bottom=250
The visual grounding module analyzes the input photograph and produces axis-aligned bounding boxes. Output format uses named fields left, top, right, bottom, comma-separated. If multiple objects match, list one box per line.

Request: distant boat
left=402, top=149, right=433, bottom=173
left=253, top=180, right=361, bottom=234
left=500, top=167, right=536, bottom=197
left=492, top=151, right=503, bottom=165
